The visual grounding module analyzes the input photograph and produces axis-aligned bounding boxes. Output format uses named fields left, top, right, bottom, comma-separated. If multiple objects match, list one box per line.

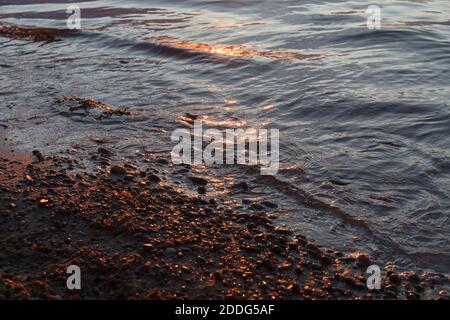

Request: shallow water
left=1, top=0, right=449, bottom=274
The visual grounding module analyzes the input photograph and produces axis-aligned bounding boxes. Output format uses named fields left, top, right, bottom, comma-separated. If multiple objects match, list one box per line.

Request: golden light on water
left=178, top=114, right=247, bottom=128
left=157, top=39, right=321, bottom=60
left=224, top=99, right=239, bottom=105
left=202, top=116, right=247, bottom=128
left=261, top=104, right=274, bottom=111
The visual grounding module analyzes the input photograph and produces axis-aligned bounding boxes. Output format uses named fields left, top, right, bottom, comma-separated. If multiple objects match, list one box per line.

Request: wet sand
left=0, top=130, right=448, bottom=300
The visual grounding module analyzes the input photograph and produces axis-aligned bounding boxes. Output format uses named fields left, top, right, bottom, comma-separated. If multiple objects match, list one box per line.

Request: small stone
left=232, top=181, right=249, bottom=191
left=156, top=158, right=169, bottom=165
left=388, top=273, right=402, bottom=285
left=306, top=243, right=322, bottom=256
left=320, top=255, right=332, bottom=265
left=273, top=227, right=293, bottom=235
left=97, top=147, right=112, bottom=156
left=198, top=186, right=206, bottom=195
left=296, top=235, right=308, bottom=245
left=32, top=150, right=45, bottom=162
left=261, top=201, right=278, bottom=208
left=262, top=259, right=275, bottom=271
left=406, top=291, right=419, bottom=300
left=250, top=203, right=264, bottom=211
left=124, top=163, right=137, bottom=170
left=213, top=271, right=223, bottom=282
left=438, top=290, right=448, bottom=297
left=110, top=165, right=128, bottom=176
left=356, top=253, right=371, bottom=268
left=408, top=272, right=420, bottom=283
left=147, top=173, right=161, bottom=183
left=189, top=176, right=208, bottom=186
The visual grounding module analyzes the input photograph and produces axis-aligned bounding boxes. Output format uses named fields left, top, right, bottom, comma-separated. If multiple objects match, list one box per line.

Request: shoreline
left=0, top=134, right=448, bottom=300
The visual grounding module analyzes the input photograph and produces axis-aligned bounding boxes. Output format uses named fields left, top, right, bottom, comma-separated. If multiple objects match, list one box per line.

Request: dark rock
left=388, top=273, right=402, bottom=286
left=110, top=165, right=128, bottom=176
left=147, top=173, right=161, bottom=183
left=289, top=283, right=301, bottom=294
left=198, top=186, right=206, bottom=195
left=32, top=150, right=45, bottom=162
left=356, top=253, right=371, bottom=268
left=273, top=227, right=293, bottom=236
left=319, top=255, right=332, bottom=265
left=261, top=201, right=278, bottom=208
left=250, top=203, right=264, bottom=211
left=232, top=182, right=249, bottom=191
left=296, top=234, right=307, bottom=243
left=262, top=259, right=275, bottom=271
left=213, top=271, right=223, bottom=282
left=406, top=291, right=419, bottom=300
left=408, top=272, right=420, bottom=283
left=156, top=158, right=169, bottom=165
left=306, top=243, right=322, bottom=256
left=189, top=176, right=208, bottom=186
left=97, top=147, right=112, bottom=156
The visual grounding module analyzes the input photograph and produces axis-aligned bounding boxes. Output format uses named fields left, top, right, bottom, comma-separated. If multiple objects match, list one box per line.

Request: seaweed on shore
left=54, top=97, right=131, bottom=119
left=0, top=23, right=74, bottom=42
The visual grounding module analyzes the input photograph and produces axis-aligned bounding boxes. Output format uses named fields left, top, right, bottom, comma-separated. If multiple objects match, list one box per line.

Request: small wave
left=0, top=6, right=166, bottom=20
left=155, top=38, right=322, bottom=61
left=235, top=164, right=423, bottom=262
left=334, top=28, right=444, bottom=48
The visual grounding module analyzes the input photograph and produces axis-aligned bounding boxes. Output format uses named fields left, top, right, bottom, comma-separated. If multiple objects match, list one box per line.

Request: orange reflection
left=157, top=39, right=321, bottom=61
left=261, top=104, right=274, bottom=111
left=178, top=114, right=247, bottom=128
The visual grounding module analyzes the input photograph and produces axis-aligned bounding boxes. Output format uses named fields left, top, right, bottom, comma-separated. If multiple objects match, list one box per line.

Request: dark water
left=1, top=0, right=449, bottom=274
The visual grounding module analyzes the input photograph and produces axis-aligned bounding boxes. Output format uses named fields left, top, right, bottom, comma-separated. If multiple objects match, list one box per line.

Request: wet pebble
left=388, top=273, right=402, bottom=286
left=32, top=150, right=45, bottom=162
left=250, top=203, right=264, bottom=211
left=189, top=176, right=208, bottom=186
left=97, top=147, right=112, bottom=156
left=408, top=272, right=420, bottom=283
left=232, top=182, right=249, bottom=191
left=306, top=243, right=322, bottom=256
left=261, top=201, right=278, bottom=208
left=147, top=173, right=161, bottom=183
left=198, top=186, right=206, bottom=195
left=110, top=165, right=129, bottom=176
